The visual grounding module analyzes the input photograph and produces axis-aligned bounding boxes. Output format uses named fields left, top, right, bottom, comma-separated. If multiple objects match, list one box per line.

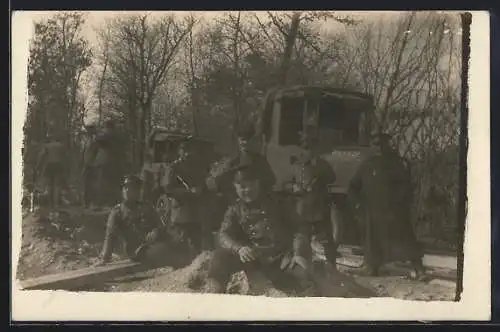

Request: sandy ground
left=16, top=209, right=457, bottom=301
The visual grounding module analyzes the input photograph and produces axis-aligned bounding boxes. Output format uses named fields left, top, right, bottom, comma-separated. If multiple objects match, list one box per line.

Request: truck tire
left=330, top=202, right=343, bottom=245
left=155, top=193, right=172, bottom=226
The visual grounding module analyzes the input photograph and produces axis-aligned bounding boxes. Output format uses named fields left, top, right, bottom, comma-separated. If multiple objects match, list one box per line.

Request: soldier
left=95, top=175, right=170, bottom=267
left=208, top=124, right=277, bottom=199
left=35, top=132, right=68, bottom=209
left=140, top=152, right=156, bottom=204
left=97, top=120, right=129, bottom=205
left=81, top=124, right=99, bottom=208
left=290, top=130, right=340, bottom=265
left=163, top=138, right=210, bottom=254
left=205, top=166, right=314, bottom=294
left=348, top=132, right=425, bottom=279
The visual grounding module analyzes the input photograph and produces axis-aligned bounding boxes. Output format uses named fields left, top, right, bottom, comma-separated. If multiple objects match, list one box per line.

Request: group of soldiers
left=92, top=121, right=425, bottom=294
left=30, top=120, right=126, bottom=211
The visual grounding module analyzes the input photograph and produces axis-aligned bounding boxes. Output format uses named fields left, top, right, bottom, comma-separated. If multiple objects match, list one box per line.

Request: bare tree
left=98, top=13, right=195, bottom=168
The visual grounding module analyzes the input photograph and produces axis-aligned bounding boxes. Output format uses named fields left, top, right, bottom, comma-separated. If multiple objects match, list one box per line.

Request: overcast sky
left=21, top=11, right=455, bottom=47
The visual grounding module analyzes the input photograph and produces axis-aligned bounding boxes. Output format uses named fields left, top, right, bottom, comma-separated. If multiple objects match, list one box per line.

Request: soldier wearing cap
left=349, top=132, right=424, bottom=279
left=205, top=166, right=313, bottom=294
left=163, top=138, right=210, bottom=254
left=208, top=124, right=277, bottom=199
left=290, top=129, right=339, bottom=265
left=95, top=175, right=169, bottom=266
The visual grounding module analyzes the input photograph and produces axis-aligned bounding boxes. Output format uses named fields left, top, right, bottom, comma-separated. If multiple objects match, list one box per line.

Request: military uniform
left=349, top=134, right=423, bottom=276
left=163, top=154, right=210, bottom=253
left=94, top=123, right=126, bottom=206
left=206, top=193, right=312, bottom=293
left=291, top=150, right=339, bottom=264
left=209, top=124, right=277, bottom=198
left=36, top=138, right=67, bottom=208
left=82, top=132, right=99, bottom=208
left=100, top=200, right=166, bottom=263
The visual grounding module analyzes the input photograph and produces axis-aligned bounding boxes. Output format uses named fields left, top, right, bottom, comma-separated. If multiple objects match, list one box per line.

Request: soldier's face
left=234, top=180, right=260, bottom=202
left=123, top=185, right=140, bottom=202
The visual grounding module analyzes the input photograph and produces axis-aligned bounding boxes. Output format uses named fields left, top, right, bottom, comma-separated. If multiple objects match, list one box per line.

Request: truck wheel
left=330, top=202, right=343, bottom=245
left=155, top=193, right=172, bottom=226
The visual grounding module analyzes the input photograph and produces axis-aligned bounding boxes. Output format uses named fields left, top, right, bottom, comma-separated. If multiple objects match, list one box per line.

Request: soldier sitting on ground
left=94, top=175, right=174, bottom=268
left=204, top=166, right=315, bottom=294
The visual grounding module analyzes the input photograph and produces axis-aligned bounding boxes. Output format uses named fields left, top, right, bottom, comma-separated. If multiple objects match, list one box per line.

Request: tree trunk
left=279, top=12, right=302, bottom=86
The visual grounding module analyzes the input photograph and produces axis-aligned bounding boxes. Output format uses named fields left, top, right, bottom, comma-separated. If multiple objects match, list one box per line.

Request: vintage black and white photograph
left=11, top=10, right=490, bottom=321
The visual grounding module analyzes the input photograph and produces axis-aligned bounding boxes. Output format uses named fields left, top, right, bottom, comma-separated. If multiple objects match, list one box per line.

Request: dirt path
left=89, top=253, right=456, bottom=301
left=16, top=209, right=457, bottom=301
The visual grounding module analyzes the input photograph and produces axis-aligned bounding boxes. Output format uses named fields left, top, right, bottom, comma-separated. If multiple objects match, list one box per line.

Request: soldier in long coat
left=290, top=131, right=339, bottom=265
left=348, top=133, right=425, bottom=279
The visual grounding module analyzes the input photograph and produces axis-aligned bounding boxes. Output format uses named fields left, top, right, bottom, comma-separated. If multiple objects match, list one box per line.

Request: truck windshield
left=277, top=95, right=371, bottom=149
left=317, top=97, right=362, bottom=149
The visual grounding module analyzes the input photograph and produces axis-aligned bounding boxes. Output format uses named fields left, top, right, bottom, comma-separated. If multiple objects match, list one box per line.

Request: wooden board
left=334, top=253, right=457, bottom=282
left=338, top=245, right=458, bottom=270
left=18, top=260, right=147, bottom=291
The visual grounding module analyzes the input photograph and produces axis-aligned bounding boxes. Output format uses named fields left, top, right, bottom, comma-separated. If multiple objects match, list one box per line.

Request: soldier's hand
left=145, top=229, right=159, bottom=243
left=287, top=255, right=310, bottom=271
left=238, top=246, right=256, bottom=263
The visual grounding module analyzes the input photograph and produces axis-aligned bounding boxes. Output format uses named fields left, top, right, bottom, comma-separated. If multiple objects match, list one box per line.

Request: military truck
left=256, top=85, right=379, bottom=245
left=144, top=127, right=218, bottom=224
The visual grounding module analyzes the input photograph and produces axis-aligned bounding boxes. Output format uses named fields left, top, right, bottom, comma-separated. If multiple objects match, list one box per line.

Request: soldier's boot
left=409, top=259, right=426, bottom=281
left=352, top=263, right=380, bottom=277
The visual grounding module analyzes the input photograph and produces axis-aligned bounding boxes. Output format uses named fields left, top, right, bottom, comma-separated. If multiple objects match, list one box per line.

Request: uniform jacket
left=218, top=195, right=310, bottom=263
left=100, top=201, right=165, bottom=261
left=163, top=158, right=209, bottom=224
left=291, top=152, right=336, bottom=222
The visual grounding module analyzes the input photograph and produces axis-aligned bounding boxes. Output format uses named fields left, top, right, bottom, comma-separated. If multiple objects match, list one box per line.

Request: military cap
left=233, top=165, right=260, bottom=184
left=122, top=174, right=143, bottom=188
left=237, top=124, right=256, bottom=140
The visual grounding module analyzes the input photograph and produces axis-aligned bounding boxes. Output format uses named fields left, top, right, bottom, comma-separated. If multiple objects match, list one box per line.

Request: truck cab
left=257, top=85, right=379, bottom=244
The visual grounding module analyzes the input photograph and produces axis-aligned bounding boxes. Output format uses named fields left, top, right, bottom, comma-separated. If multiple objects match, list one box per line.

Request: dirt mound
left=107, top=252, right=376, bottom=298
left=16, top=207, right=113, bottom=281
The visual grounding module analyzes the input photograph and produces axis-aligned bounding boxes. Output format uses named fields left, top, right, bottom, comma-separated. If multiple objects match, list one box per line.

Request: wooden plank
left=333, top=254, right=457, bottom=282
left=429, top=279, right=457, bottom=288
left=18, top=260, right=148, bottom=291
left=338, top=245, right=457, bottom=270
